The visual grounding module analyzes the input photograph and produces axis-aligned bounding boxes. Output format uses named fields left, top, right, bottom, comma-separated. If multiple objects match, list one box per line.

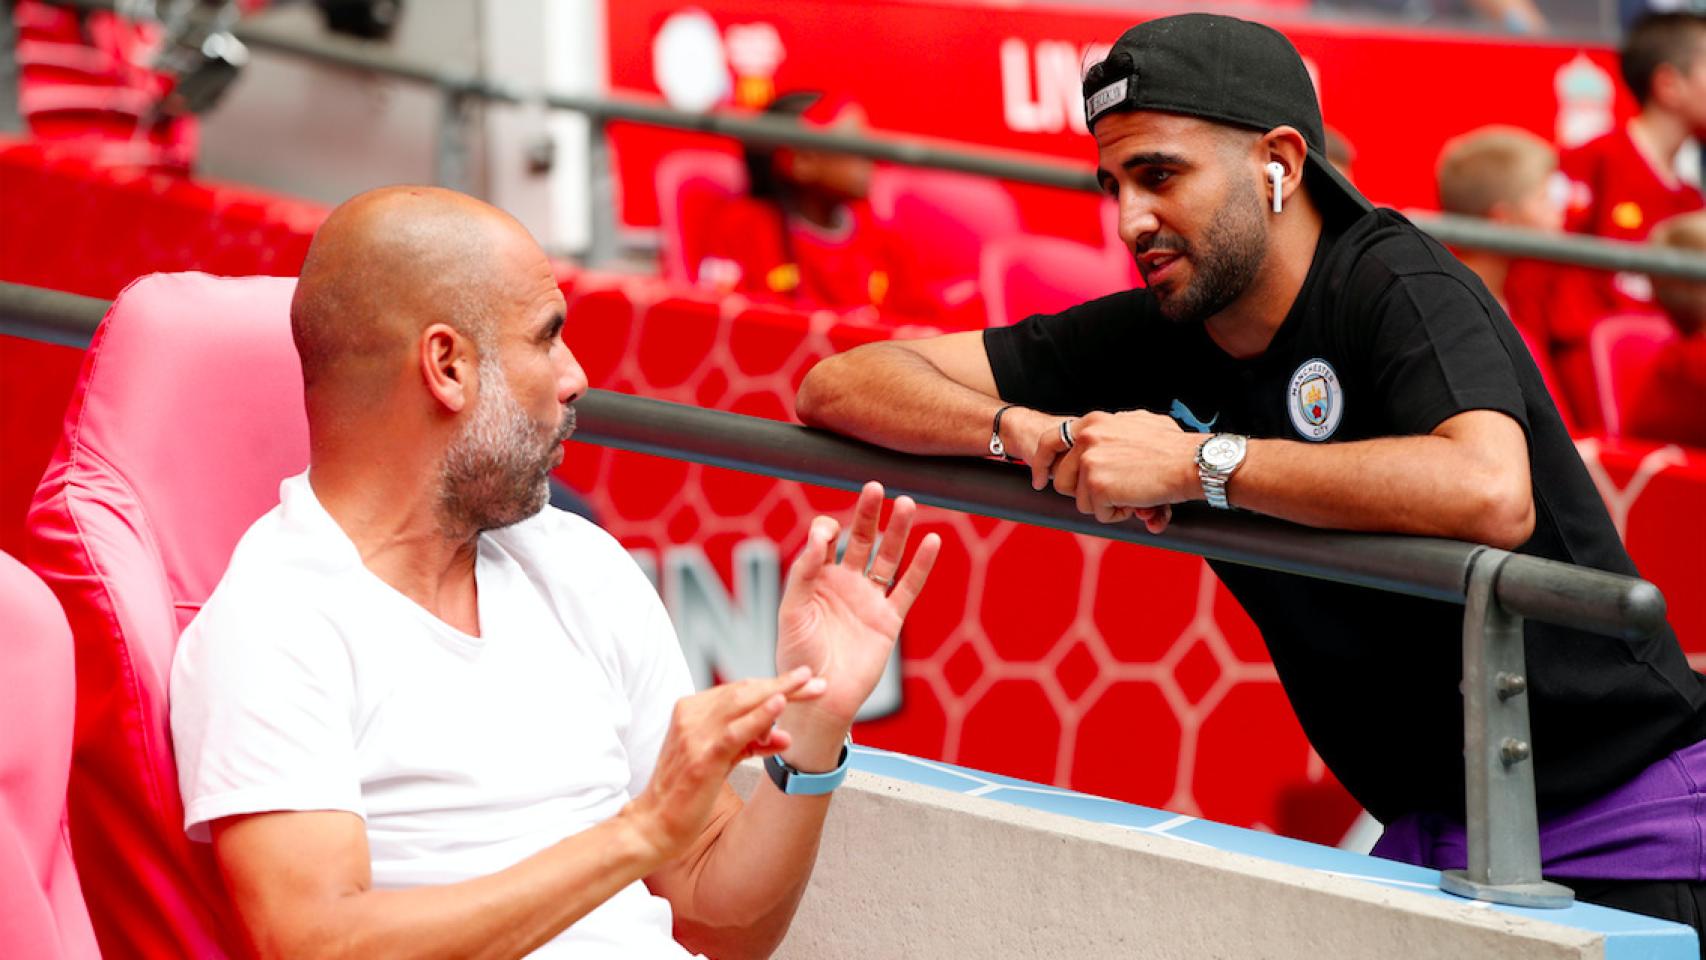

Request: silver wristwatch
left=1195, top=433, right=1248, bottom=510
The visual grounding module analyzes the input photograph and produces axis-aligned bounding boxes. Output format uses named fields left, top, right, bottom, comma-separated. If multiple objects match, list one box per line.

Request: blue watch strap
left=764, top=735, right=852, bottom=796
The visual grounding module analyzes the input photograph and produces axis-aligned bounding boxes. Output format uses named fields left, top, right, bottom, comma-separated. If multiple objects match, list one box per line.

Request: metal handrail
left=578, top=389, right=1666, bottom=641
left=1410, top=213, right=1706, bottom=282
left=0, top=279, right=1666, bottom=638
left=7, top=205, right=1662, bottom=910
left=1, top=279, right=1672, bottom=906
left=28, top=0, right=1706, bottom=280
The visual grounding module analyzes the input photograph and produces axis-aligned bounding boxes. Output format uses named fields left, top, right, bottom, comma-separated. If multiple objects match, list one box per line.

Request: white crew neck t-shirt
left=171, top=473, right=699, bottom=959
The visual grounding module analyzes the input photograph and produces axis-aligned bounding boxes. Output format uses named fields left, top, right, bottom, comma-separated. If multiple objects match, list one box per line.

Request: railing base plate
left=1440, top=870, right=1574, bottom=909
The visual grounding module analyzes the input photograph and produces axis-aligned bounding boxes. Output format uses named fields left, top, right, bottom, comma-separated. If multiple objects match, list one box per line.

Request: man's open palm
left=776, top=482, right=940, bottom=724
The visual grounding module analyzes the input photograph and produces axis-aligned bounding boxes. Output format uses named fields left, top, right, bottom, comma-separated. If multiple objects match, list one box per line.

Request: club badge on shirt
left=1288, top=358, right=1343, bottom=441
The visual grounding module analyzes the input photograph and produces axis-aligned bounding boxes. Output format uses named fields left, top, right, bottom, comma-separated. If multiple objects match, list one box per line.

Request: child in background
left=1435, top=126, right=1580, bottom=427
left=1547, top=12, right=1706, bottom=430
left=694, top=92, right=891, bottom=313
left=1561, top=12, right=1706, bottom=310
left=1436, top=126, right=1566, bottom=305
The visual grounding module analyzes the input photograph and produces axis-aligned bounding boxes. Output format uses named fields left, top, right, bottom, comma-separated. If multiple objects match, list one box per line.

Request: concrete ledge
left=732, top=759, right=1684, bottom=959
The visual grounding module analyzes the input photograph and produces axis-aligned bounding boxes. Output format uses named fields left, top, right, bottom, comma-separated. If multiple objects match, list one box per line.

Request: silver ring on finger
left=1060, top=419, right=1076, bottom=449
left=868, top=571, right=896, bottom=590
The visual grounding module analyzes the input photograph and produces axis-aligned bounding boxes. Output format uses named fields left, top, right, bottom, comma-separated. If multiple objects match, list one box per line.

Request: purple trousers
left=1373, top=738, right=1706, bottom=879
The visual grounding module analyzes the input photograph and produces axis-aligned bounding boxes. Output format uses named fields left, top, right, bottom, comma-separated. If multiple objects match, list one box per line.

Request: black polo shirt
left=984, top=207, right=1706, bottom=824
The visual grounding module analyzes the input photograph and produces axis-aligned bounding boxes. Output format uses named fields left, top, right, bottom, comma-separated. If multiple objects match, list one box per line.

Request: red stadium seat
left=26, top=273, right=308, bottom=959
left=870, top=166, right=1022, bottom=321
left=0, top=550, right=100, bottom=960
left=1591, top=314, right=1677, bottom=438
left=656, top=149, right=747, bottom=285
left=980, top=232, right=1137, bottom=328
left=12, top=1, right=196, bottom=170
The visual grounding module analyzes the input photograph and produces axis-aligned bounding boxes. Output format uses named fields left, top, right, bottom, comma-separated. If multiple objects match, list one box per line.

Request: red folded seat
left=979, top=231, right=1137, bottom=329
left=1591, top=314, right=1676, bottom=439
left=869, top=166, right=1022, bottom=324
left=656, top=149, right=748, bottom=286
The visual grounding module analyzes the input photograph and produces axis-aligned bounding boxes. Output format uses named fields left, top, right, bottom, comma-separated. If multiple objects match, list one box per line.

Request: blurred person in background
left=1435, top=125, right=1566, bottom=307
left=1435, top=127, right=1582, bottom=426
left=1562, top=12, right=1706, bottom=306
left=1315, top=0, right=1547, bottom=33
left=1547, top=12, right=1706, bottom=428
left=694, top=91, right=892, bottom=314
left=1628, top=210, right=1706, bottom=447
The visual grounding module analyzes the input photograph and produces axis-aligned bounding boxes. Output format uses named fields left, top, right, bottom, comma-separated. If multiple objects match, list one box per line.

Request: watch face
left=1203, top=437, right=1241, bottom=469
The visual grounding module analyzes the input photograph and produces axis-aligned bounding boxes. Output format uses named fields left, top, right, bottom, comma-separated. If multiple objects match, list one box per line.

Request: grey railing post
left=1440, top=547, right=1573, bottom=908
left=434, top=84, right=473, bottom=195
left=585, top=112, right=619, bottom=267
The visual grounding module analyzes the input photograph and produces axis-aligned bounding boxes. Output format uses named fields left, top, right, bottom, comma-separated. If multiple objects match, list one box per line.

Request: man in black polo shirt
left=794, top=13, right=1706, bottom=937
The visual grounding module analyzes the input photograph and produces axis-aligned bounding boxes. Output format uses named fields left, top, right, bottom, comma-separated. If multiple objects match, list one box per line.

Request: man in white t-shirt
left=169, top=185, right=940, bottom=959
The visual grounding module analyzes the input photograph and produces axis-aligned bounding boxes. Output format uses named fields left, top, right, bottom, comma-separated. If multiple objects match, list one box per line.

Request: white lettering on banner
left=652, top=9, right=730, bottom=112
left=1555, top=54, right=1615, bottom=150
left=724, top=22, right=783, bottom=77
left=1000, top=38, right=1047, bottom=132
left=631, top=539, right=903, bottom=720
left=1000, top=39, right=1110, bottom=135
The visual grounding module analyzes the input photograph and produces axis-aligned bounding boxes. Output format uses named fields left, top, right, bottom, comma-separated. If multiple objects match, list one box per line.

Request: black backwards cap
left=1083, top=14, right=1372, bottom=217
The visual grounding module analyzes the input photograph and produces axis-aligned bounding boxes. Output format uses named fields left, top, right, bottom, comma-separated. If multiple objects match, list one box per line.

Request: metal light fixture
left=149, top=0, right=248, bottom=117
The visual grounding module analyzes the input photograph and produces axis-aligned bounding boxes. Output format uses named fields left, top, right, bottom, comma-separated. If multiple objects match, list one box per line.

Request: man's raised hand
left=775, top=482, right=940, bottom=734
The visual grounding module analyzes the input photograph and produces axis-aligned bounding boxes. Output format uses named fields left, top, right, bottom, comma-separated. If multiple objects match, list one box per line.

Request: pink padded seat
left=0, top=550, right=100, bottom=959
left=26, top=272, right=308, bottom=959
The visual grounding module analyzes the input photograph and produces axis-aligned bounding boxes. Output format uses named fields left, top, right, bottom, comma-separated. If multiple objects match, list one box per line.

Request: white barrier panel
left=731, top=749, right=1695, bottom=959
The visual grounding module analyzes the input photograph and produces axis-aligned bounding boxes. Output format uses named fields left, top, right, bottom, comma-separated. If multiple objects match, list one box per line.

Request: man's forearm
left=796, top=343, right=1006, bottom=455
left=1056, top=409, right=1533, bottom=547
left=667, top=710, right=847, bottom=959
left=227, top=814, right=665, bottom=960
left=674, top=778, right=832, bottom=958
left=1230, top=432, right=1535, bottom=548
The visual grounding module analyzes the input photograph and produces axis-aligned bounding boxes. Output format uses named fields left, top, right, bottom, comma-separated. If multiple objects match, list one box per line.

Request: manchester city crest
left=1287, top=358, right=1343, bottom=441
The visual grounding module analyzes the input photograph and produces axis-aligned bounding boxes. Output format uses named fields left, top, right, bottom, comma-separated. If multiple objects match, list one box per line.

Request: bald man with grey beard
left=170, top=186, right=939, bottom=960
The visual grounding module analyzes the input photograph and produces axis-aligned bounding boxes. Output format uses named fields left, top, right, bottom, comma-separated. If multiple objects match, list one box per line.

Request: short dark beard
left=439, top=355, right=574, bottom=535
left=1143, top=175, right=1269, bottom=325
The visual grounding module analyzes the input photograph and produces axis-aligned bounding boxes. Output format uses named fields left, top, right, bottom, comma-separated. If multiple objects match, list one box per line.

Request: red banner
left=605, top=0, right=1629, bottom=237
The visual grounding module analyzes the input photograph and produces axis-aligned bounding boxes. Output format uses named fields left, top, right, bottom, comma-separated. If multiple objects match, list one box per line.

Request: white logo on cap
left=1085, top=77, right=1130, bottom=125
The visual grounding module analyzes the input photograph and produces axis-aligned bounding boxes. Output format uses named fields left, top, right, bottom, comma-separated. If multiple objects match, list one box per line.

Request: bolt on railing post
left=585, top=112, right=619, bottom=267
left=434, top=85, right=473, bottom=195
left=1440, top=548, right=1573, bottom=908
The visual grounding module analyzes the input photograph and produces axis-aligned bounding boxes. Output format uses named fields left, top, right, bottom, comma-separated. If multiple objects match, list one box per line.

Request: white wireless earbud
left=1266, top=162, right=1285, bottom=214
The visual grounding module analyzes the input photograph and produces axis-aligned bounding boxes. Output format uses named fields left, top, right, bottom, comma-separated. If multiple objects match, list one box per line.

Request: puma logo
left=1170, top=399, right=1219, bottom=434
